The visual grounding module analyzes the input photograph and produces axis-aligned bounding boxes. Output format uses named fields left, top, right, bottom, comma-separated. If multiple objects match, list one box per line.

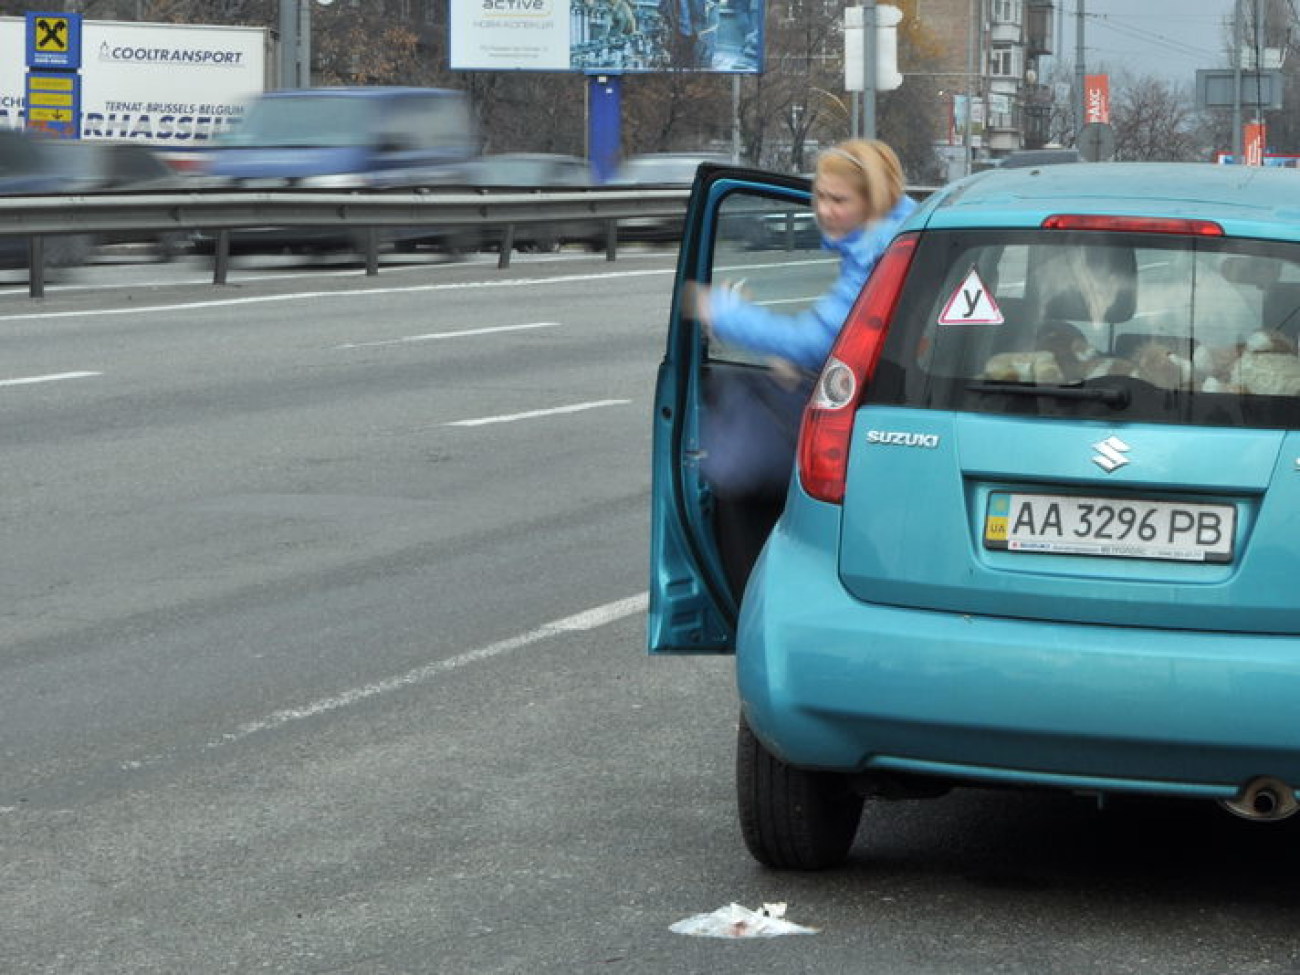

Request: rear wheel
left=736, top=713, right=863, bottom=870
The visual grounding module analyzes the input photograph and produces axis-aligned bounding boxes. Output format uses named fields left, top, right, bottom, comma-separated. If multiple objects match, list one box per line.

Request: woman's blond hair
left=814, top=139, right=905, bottom=222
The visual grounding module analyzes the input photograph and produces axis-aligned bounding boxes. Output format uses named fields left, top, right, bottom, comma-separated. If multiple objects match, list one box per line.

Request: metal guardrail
left=0, top=183, right=939, bottom=298
left=0, top=186, right=692, bottom=297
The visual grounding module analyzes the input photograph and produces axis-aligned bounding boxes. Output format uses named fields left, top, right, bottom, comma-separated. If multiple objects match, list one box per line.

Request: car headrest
left=1032, top=243, right=1137, bottom=325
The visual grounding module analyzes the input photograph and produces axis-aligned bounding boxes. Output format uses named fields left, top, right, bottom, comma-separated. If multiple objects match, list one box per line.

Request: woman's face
left=813, top=170, right=872, bottom=241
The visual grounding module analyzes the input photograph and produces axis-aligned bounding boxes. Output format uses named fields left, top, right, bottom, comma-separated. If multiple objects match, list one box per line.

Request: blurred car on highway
left=607, top=151, right=732, bottom=242
left=43, top=139, right=192, bottom=261
left=468, top=152, right=601, bottom=252
left=192, top=86, right=479, bottom=258
left=0, top=130, right=95, bottom=272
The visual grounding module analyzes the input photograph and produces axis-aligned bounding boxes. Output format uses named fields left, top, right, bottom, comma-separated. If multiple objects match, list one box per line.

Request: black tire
left=736, top=712, right=863, bottom=870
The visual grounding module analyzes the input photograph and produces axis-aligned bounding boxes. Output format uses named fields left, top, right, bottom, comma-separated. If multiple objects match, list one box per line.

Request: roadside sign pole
left=278, top=0, right=298, bottom=88
left=731, top=75, right=741, bottom=164
left=862, top=0, right=876, bottom=139
left=1232, top=0, right=1243, bottom=160
left=587, top=74, right=621, bottom=184
left=1074, top=0, right=1085, bottom=140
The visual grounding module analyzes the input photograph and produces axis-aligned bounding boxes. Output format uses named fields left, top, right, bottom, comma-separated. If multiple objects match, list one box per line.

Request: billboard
left=1196, top=69, right=1284, bottom=111
left=450, top=0, right=764, bottom=73
left=1084, top=74, right=1109, bottom=125
left=1244, top=121, right=1267, bottom=166
left=1, top=17, right=267, bottom=144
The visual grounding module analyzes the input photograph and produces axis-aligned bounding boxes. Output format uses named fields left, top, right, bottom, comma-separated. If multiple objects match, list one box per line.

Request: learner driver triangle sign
left=938, top=268, right=1004, bottom=325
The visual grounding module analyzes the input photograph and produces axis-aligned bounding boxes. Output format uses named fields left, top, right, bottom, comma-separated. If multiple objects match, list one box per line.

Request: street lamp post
left=278, top=0, right=329, bottom=88
left=278, top=0, right=298, bottom=88
left=862, top=0, right=877, bottom=139
left=1232, top=0, right=1244, bottom=160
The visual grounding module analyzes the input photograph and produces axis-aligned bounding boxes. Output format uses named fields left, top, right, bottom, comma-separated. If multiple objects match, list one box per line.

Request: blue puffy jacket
left=707, top=194, right=919, bottom=371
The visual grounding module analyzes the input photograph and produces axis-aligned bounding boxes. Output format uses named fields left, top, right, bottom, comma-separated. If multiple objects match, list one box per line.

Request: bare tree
left=734, top=0, right=846, bottom=171
left=622, top=71, right=732, bottom=154
left=309, top=3, right=426, bottom=86
left=456, top=72, right=587, bottom=155
left=1110, top=73, right=1205, bottom=162
left=878, top=1, right=945, bottom=182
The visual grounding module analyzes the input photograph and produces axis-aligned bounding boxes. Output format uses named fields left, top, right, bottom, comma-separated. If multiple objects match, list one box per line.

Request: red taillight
left=1042, top=214, right=1224, bottom=236
left=797, top=232, right=919, bottom=505
left=160, top=152, right=207, bottom=175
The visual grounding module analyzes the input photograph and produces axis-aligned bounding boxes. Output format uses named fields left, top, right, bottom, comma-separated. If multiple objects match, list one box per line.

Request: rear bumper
left=738, top=500, right=1300, bottom=799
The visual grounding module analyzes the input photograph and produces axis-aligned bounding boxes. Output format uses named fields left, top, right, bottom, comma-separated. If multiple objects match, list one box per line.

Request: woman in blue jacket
left=693, top=139, right=917, bottom=371
left=693, top=140, right=918, bottom=591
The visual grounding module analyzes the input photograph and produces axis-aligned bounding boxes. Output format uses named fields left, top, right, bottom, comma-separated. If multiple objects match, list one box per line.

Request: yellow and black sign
left=34, top=16, right=70, bottom=52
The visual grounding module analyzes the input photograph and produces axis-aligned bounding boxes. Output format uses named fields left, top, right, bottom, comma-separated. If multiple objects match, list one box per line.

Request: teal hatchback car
left=650, top=162, right=1300, bottom=869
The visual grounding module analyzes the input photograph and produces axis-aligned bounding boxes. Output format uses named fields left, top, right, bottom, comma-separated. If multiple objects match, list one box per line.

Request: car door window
left=707, top=190, right=833, bottom=366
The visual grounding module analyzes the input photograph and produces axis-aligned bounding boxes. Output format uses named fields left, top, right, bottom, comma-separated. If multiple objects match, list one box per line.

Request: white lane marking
left=211, top=592, right=649, bottom=747
left=336, top=321, right=557, bottom=350
left=0, top=268, right=673, bottom=323
left=445, top=399, right=631, bottom=428
left=0, top=370, right=101, bottom=388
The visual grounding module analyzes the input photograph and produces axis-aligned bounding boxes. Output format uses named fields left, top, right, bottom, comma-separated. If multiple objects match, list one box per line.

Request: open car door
left=648, top=164, right=831, bottom=654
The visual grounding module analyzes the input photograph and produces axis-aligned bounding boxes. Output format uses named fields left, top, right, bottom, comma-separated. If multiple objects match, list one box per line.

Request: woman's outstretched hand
left=685, top=279, right=748, bottom=337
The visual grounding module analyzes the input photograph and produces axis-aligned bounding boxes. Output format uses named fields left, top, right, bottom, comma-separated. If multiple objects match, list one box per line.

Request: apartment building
left=917, top=0, right=1055, bottom=170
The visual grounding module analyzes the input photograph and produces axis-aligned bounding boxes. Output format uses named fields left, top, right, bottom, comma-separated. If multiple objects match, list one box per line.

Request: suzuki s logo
left=1091, top=436, right=1131, bottom=472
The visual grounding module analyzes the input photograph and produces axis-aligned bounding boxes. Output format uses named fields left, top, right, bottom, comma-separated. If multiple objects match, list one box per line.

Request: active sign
left=450, top=0, right=764, bottom=73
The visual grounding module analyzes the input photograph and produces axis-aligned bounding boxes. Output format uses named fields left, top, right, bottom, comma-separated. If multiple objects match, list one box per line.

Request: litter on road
left=669, top=901, right=819, bottom=939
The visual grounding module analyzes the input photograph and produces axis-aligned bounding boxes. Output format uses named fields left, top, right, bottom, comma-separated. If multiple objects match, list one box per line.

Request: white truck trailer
left=0, top=17, right=269, bottom=150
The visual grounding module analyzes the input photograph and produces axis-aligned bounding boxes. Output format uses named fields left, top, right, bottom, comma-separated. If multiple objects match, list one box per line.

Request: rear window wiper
left=965, top=380, right=1130, bottom=407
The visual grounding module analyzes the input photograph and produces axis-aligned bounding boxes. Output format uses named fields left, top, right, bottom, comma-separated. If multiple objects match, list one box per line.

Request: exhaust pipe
left=1220, top=776, right=1300, bottom=822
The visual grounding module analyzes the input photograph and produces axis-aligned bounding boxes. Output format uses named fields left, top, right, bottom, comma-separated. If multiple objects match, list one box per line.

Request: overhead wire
left=1053, top=2, right=1224, bottom=66
left=1082, top=11, right=1221, bottom=62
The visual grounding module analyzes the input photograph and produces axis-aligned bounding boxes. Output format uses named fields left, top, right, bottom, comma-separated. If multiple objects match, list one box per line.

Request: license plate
left=983, top=492, right=1236, bottom=563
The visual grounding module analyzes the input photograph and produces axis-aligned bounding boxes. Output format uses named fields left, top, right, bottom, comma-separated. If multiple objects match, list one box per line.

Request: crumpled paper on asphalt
left=669, top=901, right=819, bottom=939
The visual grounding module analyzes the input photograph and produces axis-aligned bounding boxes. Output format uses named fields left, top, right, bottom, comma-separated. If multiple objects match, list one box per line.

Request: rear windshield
left=868, top=228, right=1300, bottom=429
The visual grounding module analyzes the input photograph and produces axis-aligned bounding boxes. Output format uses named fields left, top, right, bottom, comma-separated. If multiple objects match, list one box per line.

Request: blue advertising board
left=26, top=11, right=83, bottom=70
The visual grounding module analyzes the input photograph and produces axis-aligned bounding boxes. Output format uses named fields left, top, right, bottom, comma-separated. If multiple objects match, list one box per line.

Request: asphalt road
left=3, top=251, right=1300, bottom=974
